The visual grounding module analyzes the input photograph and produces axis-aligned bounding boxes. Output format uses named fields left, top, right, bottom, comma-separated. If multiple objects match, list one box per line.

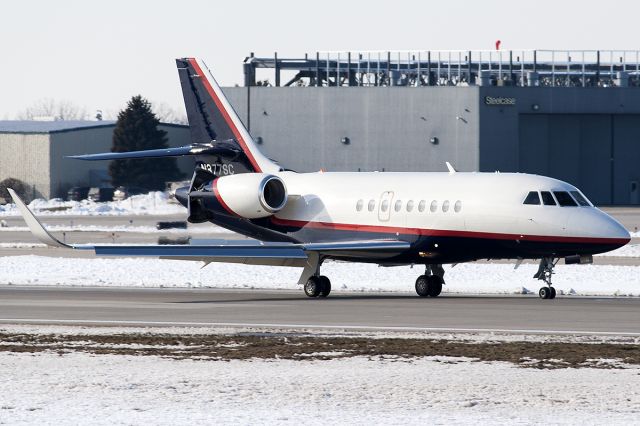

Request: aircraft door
left=378, top=191, right=394, bottom=222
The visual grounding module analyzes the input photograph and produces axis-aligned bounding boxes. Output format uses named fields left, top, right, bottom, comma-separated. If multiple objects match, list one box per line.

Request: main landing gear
left=415, top=264, right=445, bottom=297
left=304, top=275, right=331, bottom=298
left=534, top=257, right=557, bottom=300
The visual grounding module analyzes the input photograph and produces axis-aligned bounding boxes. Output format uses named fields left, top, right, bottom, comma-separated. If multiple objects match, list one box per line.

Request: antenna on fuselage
left=445, top=162, right=457, bottom=174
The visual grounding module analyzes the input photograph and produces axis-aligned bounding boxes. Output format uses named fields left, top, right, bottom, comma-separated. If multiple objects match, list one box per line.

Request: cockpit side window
left=541, top=191, right=556, bottom=206
left=523, top=191, right=541, bottom=205
left=570, top=191, right=591, bottom=206
left=553, top=191, right=578, bottom=207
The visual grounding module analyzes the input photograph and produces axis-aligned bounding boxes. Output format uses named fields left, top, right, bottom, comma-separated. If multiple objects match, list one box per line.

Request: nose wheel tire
left=305, top=275, right=331, bottom=298
left=539, top=286, right=557, bottom=300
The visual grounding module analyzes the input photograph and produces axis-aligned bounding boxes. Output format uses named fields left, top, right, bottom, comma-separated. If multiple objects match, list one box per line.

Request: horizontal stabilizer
left=68, top=142, right=242, bottom=161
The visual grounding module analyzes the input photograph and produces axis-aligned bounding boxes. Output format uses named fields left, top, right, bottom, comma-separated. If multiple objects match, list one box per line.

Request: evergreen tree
left=108, top=96, right=183, bottom=191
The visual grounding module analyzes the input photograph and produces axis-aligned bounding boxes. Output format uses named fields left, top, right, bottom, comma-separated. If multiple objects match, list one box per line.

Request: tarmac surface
left=0, top=287, right=638, bottom=335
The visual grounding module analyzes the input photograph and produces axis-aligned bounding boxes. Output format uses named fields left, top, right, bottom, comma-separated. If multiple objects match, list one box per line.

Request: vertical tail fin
left=176, top=58, right=280, bottom=174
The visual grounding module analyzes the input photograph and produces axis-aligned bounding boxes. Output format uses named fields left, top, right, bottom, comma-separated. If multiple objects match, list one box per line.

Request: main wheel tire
left=415, top=275, right=429, bottom=297
left=318, top=275, right=331, bottom=298
left=304, top=276, right=321, bottom=297
left=549, top=287, right=557, bottom=299
left=539, top=287, right=551, bottom=299
left=427, top=275, right=443, bottom=297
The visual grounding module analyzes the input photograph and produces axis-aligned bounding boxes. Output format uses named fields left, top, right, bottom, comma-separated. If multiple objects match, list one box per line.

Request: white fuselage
left=273, top=171, right=629, bottom=243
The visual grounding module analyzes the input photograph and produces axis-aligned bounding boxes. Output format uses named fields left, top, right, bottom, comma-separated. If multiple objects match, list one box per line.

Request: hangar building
left=0, top=120, right=190, bottom=199
left=222, top=49, right=640, bottom=205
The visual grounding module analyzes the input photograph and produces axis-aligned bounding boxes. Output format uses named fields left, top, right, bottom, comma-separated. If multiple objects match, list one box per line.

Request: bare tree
left=17, top=98, right=89, bottom=120
left=152, top=102, right=188, bottom=125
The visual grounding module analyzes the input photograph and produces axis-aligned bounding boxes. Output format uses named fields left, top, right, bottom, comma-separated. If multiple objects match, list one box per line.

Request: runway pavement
left=0, top=287, right=638, bottom=335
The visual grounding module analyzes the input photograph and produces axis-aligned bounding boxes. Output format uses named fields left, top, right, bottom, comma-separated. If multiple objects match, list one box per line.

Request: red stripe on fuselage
left=270, top=216, right=629, bottom=245
left=188, top=58, right=262, bottom=172
left=212, top=179, right=238, bottom=216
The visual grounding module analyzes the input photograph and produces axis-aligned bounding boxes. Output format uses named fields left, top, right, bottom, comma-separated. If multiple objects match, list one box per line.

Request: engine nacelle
left=214, top=173, right=287, bottom=219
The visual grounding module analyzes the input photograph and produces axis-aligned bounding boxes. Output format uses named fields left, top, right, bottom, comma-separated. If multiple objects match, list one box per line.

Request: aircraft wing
left=8, top=189, right=410, bottom=268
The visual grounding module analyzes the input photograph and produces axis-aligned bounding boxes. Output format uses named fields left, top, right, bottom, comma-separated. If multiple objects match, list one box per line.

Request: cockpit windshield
left=570, top=191, right=591, bottom=206
left=553, top=191, right=578, bottom=207
left=523, top=190, right=593, bottom=207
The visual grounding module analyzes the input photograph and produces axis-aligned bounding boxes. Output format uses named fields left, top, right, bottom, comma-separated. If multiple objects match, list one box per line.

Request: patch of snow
left=0, top=192, right=186, bottom=217
left=0, top=352, right=638, bottom=424
left=597, top=243, right=640, bottom=257
left=0, top=224, right=230, bottom=234
left=0, top=255, right=639, bottom=296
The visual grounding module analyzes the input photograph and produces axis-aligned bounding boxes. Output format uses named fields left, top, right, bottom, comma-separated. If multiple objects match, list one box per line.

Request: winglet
left=445, top=162, right=457, bottom=173
left=7, top=189, right=69, bottom=248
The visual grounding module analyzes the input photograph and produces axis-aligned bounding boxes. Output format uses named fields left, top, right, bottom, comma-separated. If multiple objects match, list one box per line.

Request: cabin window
left=430, top=200, right=438, bottom=212
left=368, top=199, right=376, bottom=211
left=553, top=191, right=578, bottom=207
left=541, top=191, right=556, bottom=206
left=418, top=200, right=426, bottom=212
left=442, top=200, right=450, bottom=212
left=406, top=200, right=414, bottom=212
left=570, top=191, right=590, bottom=206
left=381, top=200, right=389, bottom=212
left=394, top=200, right=402, bottom=212
left=523, top=191, right=540, bottom=205
left=454, top=200, right=462, bottom=212
left=356, top=199, right=364, bottom=211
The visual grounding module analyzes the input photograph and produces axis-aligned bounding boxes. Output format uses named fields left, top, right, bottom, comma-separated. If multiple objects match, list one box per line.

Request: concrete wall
left=0, top=133, right=51, bottom=199
left=225, top=87, right=480, bottom=173
left=225, top=86, right=640, bottom=205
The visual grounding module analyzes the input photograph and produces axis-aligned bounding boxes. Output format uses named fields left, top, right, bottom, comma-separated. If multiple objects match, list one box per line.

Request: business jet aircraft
left=10, top=58, right=631, bottom=300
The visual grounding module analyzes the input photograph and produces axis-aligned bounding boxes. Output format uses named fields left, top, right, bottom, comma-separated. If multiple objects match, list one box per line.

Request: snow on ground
left=0, top=351, right=638, bottom=425
left=1, top=255, right=639, bottom=296
left=597, top=243, right=640, bottom=257
left=0, top=192, right=185, bottom=216
left=0, top=224, right=230, bottom=234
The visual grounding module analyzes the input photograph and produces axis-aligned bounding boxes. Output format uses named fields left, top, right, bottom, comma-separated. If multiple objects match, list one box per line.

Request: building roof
left=0, top=120, right=188, bottom=134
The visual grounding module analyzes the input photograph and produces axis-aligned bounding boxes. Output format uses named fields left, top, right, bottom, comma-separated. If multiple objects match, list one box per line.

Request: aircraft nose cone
left=599, top=212, right=631, bottom=249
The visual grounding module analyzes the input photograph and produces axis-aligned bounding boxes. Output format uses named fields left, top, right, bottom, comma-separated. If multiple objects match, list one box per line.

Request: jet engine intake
left=214, top=173, right=287, bottom=218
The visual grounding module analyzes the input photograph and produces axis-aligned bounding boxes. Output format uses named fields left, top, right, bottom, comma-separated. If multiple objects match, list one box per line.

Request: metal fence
left=244, top=50, right=640, bottom=88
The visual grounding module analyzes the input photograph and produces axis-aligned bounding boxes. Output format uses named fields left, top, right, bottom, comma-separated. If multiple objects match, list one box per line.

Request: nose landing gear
left=534, top=257, right=558, bottom=299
